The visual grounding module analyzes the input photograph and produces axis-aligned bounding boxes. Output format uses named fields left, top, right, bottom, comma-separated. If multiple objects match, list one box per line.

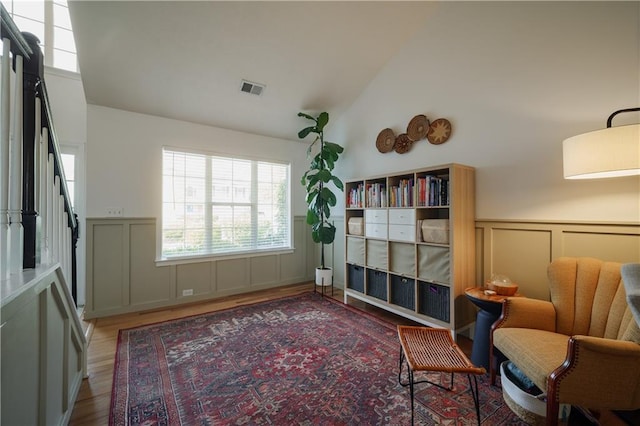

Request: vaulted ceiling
left=68, top=1, right=436, bottom=141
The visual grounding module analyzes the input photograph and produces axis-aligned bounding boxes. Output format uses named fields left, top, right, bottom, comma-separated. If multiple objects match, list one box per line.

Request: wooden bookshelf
left=344, top=163, right=477, bottom=334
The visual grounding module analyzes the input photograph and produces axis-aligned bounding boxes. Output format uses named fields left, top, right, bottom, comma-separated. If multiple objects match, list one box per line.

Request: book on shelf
left=348, top=183, right=364, bottom=208
left=390, top=178, right=414, bottom=207
left=366, top=183, right=386, bottom=208
left=416, top=176, right=449, bottom=206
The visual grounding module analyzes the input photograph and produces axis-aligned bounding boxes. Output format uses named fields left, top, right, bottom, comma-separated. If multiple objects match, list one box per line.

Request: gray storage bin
left=389, top=242, right=415, bottom=276
left=390, top=275, right=415, bottom=310
left=418, top=281, right=450, bottom=322
left=366, top=269, right=388, bottom=301
left=346, top=237, right=365, bottom=265
left=366, top=239, right=388, bottom=270
left=347, top=264, right=364, bottom=293
left=417, top=245, right=450, bottom=284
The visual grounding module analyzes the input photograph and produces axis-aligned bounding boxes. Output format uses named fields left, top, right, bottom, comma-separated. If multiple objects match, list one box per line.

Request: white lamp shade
left=563, top=124, right=640, bottom=179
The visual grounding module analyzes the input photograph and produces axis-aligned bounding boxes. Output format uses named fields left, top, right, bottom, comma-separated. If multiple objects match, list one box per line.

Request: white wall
left=86, top=104, right=309, bottom=220
left=44, top=68, right=87, bottom=143
left=332, top=2, right=640, bottom=223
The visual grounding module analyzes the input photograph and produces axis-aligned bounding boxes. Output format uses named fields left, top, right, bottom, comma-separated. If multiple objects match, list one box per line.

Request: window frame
left=158, top=147, right=293, bottom=264
left=1, top=0, right=79, bottom=73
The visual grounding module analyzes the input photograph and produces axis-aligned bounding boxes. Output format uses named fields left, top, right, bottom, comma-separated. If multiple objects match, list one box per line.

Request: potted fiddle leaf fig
left=298, top=111, right=344, bottom=286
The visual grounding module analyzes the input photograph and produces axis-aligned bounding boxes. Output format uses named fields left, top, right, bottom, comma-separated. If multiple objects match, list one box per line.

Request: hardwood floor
left=69, top=282, right=447, bottom=425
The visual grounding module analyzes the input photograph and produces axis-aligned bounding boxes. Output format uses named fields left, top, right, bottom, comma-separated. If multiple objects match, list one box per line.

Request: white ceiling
left=68, top=1, right=436, bottom=141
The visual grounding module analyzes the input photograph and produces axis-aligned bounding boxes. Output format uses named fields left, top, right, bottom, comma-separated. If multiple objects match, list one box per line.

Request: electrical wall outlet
left=182, top=289, right=194, bottom=296
left=106, top=207, right=123, bottom=217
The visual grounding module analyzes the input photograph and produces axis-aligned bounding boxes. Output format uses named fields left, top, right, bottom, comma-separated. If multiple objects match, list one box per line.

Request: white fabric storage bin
left=389, top=242, right=415, bottom=276
left=421, top=219, right=450, bottom=244
left=348, top=217, right=364, bottom=235
left=346, top=237, right=365, bottom=265
left=366, top=240, right=388, bottom=270
left=500, top=362, right=571, bottom=425
left=417, top=245, right=450, bottom=284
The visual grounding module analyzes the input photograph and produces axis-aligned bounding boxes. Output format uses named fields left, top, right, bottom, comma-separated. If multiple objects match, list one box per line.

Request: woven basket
left=376, top=128, right=396, bottom=153
left=394, top=133, right=413, bottom=154
left=427, top=118, right=452, bottom=145
left=407, top=114, right=429, bottom=141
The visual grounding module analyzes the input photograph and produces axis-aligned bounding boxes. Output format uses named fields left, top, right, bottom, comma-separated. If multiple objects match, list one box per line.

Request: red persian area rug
left=110, top=292, right=527, bottom=425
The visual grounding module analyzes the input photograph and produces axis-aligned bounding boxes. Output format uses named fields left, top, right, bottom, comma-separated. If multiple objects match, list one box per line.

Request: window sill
left=44, top=65, right=81, bottom=80
left=155, top=247, right=295, bottom=267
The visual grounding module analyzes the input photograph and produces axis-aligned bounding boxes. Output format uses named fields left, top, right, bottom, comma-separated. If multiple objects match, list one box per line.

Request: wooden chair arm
left=492, top=297, right=556, bottom=332
left=549, top=336, right=640, bottom=410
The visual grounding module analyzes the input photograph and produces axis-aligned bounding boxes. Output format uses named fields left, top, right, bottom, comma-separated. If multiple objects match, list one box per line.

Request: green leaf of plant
left=323, top=203, right=331, bottom=219
left=320, top=187, right=336, bottom=206
left=316, top=169, right=332, bottom=183
left=331, top=176, right=344, bottom=191
left=306, top=190, right=319, bottom=205
left=316, top=112, right=329, bottom=132
left=307, top=172, right=321, bottom=188
left=323, top=155, right=335, bottom=170
left=312, top=194, right=325, bottom=213
left=298, top=112, right=315, bottom=121
left=312, top=153, right=323, bottom=168
left=298, top=126, right=315, bottom=139
left=324, top=141, right=344, bottom=154
left=306, top=209, right=319, bottom=225
left=322, top=144, right=342, bottom=164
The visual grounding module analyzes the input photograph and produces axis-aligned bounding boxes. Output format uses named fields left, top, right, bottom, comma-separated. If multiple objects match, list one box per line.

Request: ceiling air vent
left=240, top=80, right=265, bottom=96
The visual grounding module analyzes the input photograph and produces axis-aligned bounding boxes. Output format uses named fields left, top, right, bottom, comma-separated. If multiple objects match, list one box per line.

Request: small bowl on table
left=486, top=281, right=519, bottom=296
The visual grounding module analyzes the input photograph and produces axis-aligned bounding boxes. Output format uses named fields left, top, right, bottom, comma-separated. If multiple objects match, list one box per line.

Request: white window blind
left=162, top=148, right=291, bottom=258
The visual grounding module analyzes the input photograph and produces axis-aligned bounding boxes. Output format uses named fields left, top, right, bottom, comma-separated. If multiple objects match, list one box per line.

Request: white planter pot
left=315, top=267, right=333, bottom=286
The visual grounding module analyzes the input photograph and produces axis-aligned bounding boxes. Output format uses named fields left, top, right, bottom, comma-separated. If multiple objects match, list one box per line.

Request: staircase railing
left=1, top=3, right=79, bottom=303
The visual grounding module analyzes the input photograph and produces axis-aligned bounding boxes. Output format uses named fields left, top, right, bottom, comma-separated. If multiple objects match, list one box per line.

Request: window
left=60, top=152, right=75, bottom=208
left=2, top=0, right=78, bottom=73
left=162, top=148, right=291, bottom=259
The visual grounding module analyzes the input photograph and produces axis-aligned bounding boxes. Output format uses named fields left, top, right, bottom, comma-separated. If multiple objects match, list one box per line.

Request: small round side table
left=464, top=287, right=519, bottom=371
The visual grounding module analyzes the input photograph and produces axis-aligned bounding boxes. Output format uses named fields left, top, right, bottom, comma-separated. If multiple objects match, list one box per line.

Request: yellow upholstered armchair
left=490, top=257, right=640, bottom=425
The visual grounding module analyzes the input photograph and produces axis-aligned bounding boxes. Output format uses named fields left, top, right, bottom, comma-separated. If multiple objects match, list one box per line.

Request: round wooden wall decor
left=376, top=128, right=396, bottom=153
left=407, top=114, right=429, bottom=141
left=427, top=118, right=452, bottom=145
left=394, top=133, right=413, bottom=154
